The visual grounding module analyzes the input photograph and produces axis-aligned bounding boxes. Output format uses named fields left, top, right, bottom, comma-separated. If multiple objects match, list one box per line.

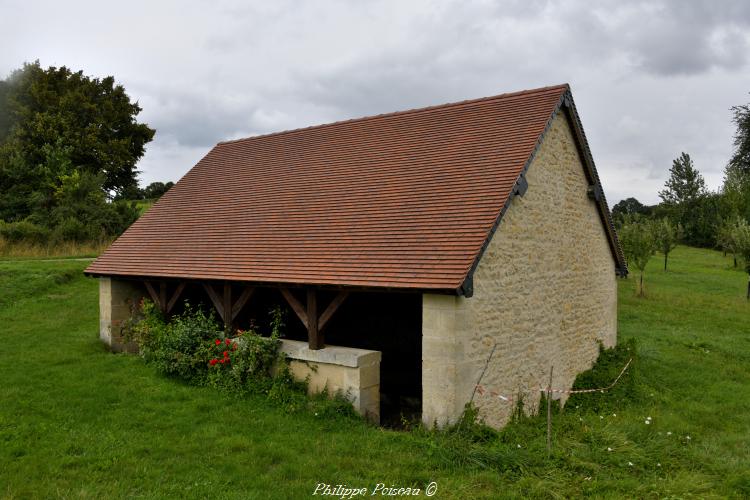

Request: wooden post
left=159, top=282, right=167, bottom=312
left=280, top=288, right=349, bottom=351
left=307, top=288, right=321, bottom=350
left=547, top=365, right=553, bottom=457
left=223, top=282, right=232, bottom=330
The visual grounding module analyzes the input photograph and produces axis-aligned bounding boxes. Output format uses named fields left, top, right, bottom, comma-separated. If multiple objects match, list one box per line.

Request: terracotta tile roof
left=86, top=84, right=626, bottom=293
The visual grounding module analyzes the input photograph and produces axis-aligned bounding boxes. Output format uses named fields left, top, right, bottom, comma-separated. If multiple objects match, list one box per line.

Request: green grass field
left=1, top=246, right=749, bottom=498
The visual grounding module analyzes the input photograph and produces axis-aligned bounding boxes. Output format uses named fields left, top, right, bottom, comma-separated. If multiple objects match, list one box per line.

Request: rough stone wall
left=422, top=112, right=618, bottom=428
left=99, top=277, right=144, bottom=353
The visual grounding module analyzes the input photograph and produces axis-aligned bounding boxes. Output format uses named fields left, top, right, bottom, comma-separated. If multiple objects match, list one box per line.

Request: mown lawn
left=0, top=246, right=749, bottom=498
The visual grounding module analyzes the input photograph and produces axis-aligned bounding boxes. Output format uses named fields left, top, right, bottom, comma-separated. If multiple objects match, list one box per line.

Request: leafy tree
left=717, top=218, right=741, bottom=267
left=0, top=62, right=153, bottom=244
left=722, top=99, right=750, bottom=223
left=0, top=79, right=11, bottom=141
left=659, top=153, right=707, bottom=205
left=143, top=181, right=174, bottom=200
left=731, top=219, right=750, bottom=299
left=690, top=192, right=724, bottom=248
left=658, top=153, right=716, bottom=246
left=652, top=218, right=681, bottom=271
left=619, top=220, right=655, bottom=297
left=728, top=101, right=750, bottom=177
left=49, top=170, right=138, bottom=242
left=115, top=180, right=174, bottom=201
left=611, top=197, right=651, bottom=227
left=0, top=61, right=155, bottom=219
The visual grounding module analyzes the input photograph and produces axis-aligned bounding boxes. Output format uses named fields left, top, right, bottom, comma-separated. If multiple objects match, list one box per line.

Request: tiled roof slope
left=86, top=84, right=626, bottom=293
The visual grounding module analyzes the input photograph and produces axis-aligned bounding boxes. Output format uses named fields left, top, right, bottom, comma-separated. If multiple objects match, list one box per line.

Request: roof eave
left=83, top=270, right=464, bottom=296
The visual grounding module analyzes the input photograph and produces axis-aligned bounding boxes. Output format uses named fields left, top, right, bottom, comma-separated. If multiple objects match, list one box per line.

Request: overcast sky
left=2, top=0, right=750, bottom=205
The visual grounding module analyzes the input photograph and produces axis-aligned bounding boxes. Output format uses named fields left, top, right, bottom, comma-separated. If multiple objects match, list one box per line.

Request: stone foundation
left=279, top=339, right=381, bottom=423
left=99, top=277, right=144, bottom=353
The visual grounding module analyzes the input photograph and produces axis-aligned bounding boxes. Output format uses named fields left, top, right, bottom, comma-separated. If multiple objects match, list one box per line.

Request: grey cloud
left=2, top=0, right=749, bottom=203
left=132, top=84, right=265, bottom=148
left=616, top=0, right=750, bottom=75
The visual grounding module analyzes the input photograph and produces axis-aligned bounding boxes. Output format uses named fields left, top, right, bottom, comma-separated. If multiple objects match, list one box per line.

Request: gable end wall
left=422, top=112, right=617, bottom=428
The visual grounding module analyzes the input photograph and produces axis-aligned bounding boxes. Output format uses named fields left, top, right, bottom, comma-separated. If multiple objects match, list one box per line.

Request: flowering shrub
left=127, top=300, right=283, bottom=389
left=124, top=300, right=355, bottom=417
left=124, top=300, right=223, bottom=382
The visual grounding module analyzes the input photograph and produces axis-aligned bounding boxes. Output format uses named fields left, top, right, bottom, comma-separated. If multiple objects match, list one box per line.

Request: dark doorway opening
left=323, top=291, right=422, bottom=428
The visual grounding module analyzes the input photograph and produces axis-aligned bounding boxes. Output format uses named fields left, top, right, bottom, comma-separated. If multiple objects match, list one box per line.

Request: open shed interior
left=159, top=283, right=423, bottom=427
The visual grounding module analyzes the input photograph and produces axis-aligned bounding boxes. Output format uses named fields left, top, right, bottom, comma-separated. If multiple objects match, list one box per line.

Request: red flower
left=223, top=351, right=229, bottom=357
left=218, top=358, right=225, bottom=364
left=225, top=338, right=231, bottom=345
left=209, top=359, right=218, bottom=366
left=215, top=339, right=221, bottom=345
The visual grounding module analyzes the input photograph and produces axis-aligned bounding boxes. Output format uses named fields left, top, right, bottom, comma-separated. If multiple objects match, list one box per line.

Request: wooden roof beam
left=281, top=288, right=349, bottom=350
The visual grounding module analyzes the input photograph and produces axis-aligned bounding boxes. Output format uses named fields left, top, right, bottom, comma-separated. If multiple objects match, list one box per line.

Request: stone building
left=86, top=84, right=626, bottom=428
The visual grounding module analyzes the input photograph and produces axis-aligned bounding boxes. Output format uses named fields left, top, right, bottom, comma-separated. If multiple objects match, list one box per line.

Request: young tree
left=659, top=152, right=711, bottom=246
left=731, top=219, right=750, bottom=299
left=717, top=218, right=740, bottom=267
left=619, top=220, right=655, bottom=297
left=652, top=218, right=681, bottom=271
left=659, top=152, right=707, bottom=205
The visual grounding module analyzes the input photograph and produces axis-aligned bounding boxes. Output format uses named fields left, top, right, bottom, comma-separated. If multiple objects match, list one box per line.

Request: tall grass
left=0, top=236, right=109, bottom=259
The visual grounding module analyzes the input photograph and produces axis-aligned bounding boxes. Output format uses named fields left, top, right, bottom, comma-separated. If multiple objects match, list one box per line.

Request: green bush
left=49, top=171, right=139, bottom=244
left=0, top=220, right=50, bottom=245
left=51, top=216, right=94, bottom=243
left=0, top=169, right=141, bottom=247
left=129, top=300, right=229, bottom=383
left=124, top=300, right=357, bottom=418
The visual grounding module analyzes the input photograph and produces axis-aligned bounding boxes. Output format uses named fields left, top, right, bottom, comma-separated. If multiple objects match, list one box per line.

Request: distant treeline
left=612, top=103, right=750, bottom=292
left=612, top=97, right=750, bottom=251
left=0, top=62, right=171, bottom=246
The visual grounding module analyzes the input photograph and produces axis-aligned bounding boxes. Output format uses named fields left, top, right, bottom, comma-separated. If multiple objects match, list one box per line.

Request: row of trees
left=615, top=98, right=750, bottom=297
left=618, top=218, right=679, bottom=296
left=0, top=62, right=169, bottom=244
left=620, top=216, right=750, bottom=297
left=613, top=154, right=739, bottom=248
left=613, top=96, right=750, bottom=250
